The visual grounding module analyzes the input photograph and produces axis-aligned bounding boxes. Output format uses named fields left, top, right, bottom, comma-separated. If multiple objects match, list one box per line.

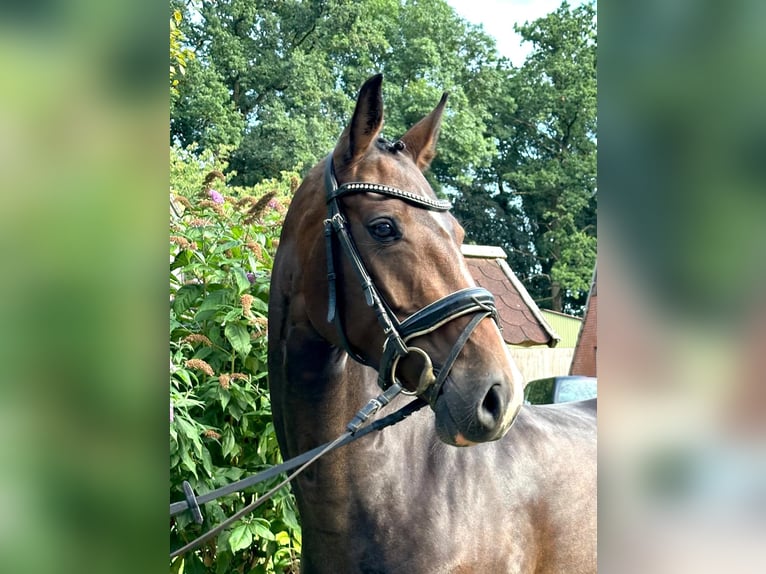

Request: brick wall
left=570, top=279, right=597, bottom=376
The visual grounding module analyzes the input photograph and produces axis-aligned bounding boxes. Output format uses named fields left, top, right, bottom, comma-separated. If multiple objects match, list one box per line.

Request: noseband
left=323, top=153, right=500, bottom=405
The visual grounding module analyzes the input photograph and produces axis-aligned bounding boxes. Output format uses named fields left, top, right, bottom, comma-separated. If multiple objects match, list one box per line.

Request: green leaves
left=171, top=0, right=505, bottom=189
left=172, top=284, right=203, bottom=316
left=170, top=146, right=299, bottom=572
left=227, top=524, right=252, bottom=553
left=249, top=518, right=277, bottom=542
left=227, top=519, right=277, bottom=554
left=455, top=2, right=597, bottom=315
left=224, top=323, right=252, bottom=359
left=194, top=289, right=230, bottom=322
left=232, top=267, right=252, bottom=295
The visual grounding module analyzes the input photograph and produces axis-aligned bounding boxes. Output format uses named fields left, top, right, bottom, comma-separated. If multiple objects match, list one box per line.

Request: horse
left=268, top=74, right=596, bottom=574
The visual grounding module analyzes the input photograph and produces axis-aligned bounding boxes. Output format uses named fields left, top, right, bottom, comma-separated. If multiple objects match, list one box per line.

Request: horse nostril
left=478, top=383, right=504, bottom=428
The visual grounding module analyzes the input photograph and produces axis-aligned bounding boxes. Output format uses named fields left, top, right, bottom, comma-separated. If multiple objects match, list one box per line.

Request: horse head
left=290, top=74, right=524, bottom=446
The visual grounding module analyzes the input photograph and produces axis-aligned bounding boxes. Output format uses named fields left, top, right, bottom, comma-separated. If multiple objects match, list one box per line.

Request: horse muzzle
left=431, top=371, right=520, bottom=445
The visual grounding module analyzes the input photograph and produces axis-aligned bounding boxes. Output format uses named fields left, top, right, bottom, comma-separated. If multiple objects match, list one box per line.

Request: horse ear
left=400, top=92, right=449, bottom=170
left=335, top=74, right=384, bottom=166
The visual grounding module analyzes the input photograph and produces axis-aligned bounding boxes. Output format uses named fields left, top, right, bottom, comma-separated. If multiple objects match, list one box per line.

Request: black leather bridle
left=170, top=149, right=504, bottom=559
left=323, top=150, right=500, bottom=405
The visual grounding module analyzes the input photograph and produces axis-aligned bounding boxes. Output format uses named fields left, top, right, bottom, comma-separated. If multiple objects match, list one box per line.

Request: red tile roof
left=462, top=245, right=559, bottom=348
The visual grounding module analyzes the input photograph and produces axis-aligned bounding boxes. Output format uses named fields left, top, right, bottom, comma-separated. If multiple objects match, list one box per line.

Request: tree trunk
left=551, top=281, right=562, bottom=313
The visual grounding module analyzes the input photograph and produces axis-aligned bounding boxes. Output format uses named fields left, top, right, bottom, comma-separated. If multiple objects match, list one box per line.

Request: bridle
left=170, top=148, right=504, bottom=559
left=323, top=149, right=500, bottom=405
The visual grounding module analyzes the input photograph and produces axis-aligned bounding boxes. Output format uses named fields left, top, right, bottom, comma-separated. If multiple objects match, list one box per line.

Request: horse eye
left=367, top=219, right=400, bottom=242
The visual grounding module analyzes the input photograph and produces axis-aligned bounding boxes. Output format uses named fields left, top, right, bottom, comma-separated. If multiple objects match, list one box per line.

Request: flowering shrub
left=170, top=145, right=301, bottom=573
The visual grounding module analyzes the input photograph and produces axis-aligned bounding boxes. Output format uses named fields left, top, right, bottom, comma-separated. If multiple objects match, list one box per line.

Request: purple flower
left=246, top=272, right=256, bottom=284
left=267, top=199, right=279, bottom=210
left=208, top=189, right=225, bottom=204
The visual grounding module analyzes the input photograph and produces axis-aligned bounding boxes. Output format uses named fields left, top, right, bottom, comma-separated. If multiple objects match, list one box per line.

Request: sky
left=445, top=0, right=587, bottom=65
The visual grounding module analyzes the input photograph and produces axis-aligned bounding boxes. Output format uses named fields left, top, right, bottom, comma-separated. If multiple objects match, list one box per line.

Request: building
left=462, top=245, right=573, bottom=381
left=570, top=267, right=597, bottom=377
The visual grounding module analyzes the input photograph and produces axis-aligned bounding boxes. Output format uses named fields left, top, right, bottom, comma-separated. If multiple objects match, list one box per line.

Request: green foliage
left=170, top=0, right=596, bottom=314
left=171, top=55, right=247, bottom=152
left=455, top=1, right=597, bottom=314
left=170, top=146, right=300, bottom=573
left=170, top=0, right=503, bottom=188
left=170, top=10, right=195, bottom=101
left=510, top=2, right=597, bottom=313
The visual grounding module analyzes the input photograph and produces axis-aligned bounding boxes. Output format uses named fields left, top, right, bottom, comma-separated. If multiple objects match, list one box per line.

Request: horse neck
left=278, top=332, right=379, bottom=455
left=268, top=176, right=383, bottom=459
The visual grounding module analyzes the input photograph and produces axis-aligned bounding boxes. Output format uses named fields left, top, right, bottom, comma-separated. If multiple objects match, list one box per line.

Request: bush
left=170, top=144, right=301, bottom=573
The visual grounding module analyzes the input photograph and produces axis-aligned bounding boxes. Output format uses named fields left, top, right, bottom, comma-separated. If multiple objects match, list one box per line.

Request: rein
left=170, top=384, right=427, bottom=559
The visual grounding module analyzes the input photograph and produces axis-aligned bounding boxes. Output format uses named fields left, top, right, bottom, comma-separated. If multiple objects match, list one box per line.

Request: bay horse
left=268, top=74, right=596, bottom=573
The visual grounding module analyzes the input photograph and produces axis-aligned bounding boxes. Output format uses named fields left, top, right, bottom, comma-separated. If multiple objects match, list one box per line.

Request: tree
left=170, top=9, right=195, bottom=101
left=170, top=0, right=597, bottom=314
left=170, top=0, right=503, bottom=188
left=454, top=1, right=597, bottom=314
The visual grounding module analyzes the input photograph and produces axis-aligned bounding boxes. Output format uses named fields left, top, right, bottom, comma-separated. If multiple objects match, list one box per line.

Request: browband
left=324, top=154, right=452, bottom=212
